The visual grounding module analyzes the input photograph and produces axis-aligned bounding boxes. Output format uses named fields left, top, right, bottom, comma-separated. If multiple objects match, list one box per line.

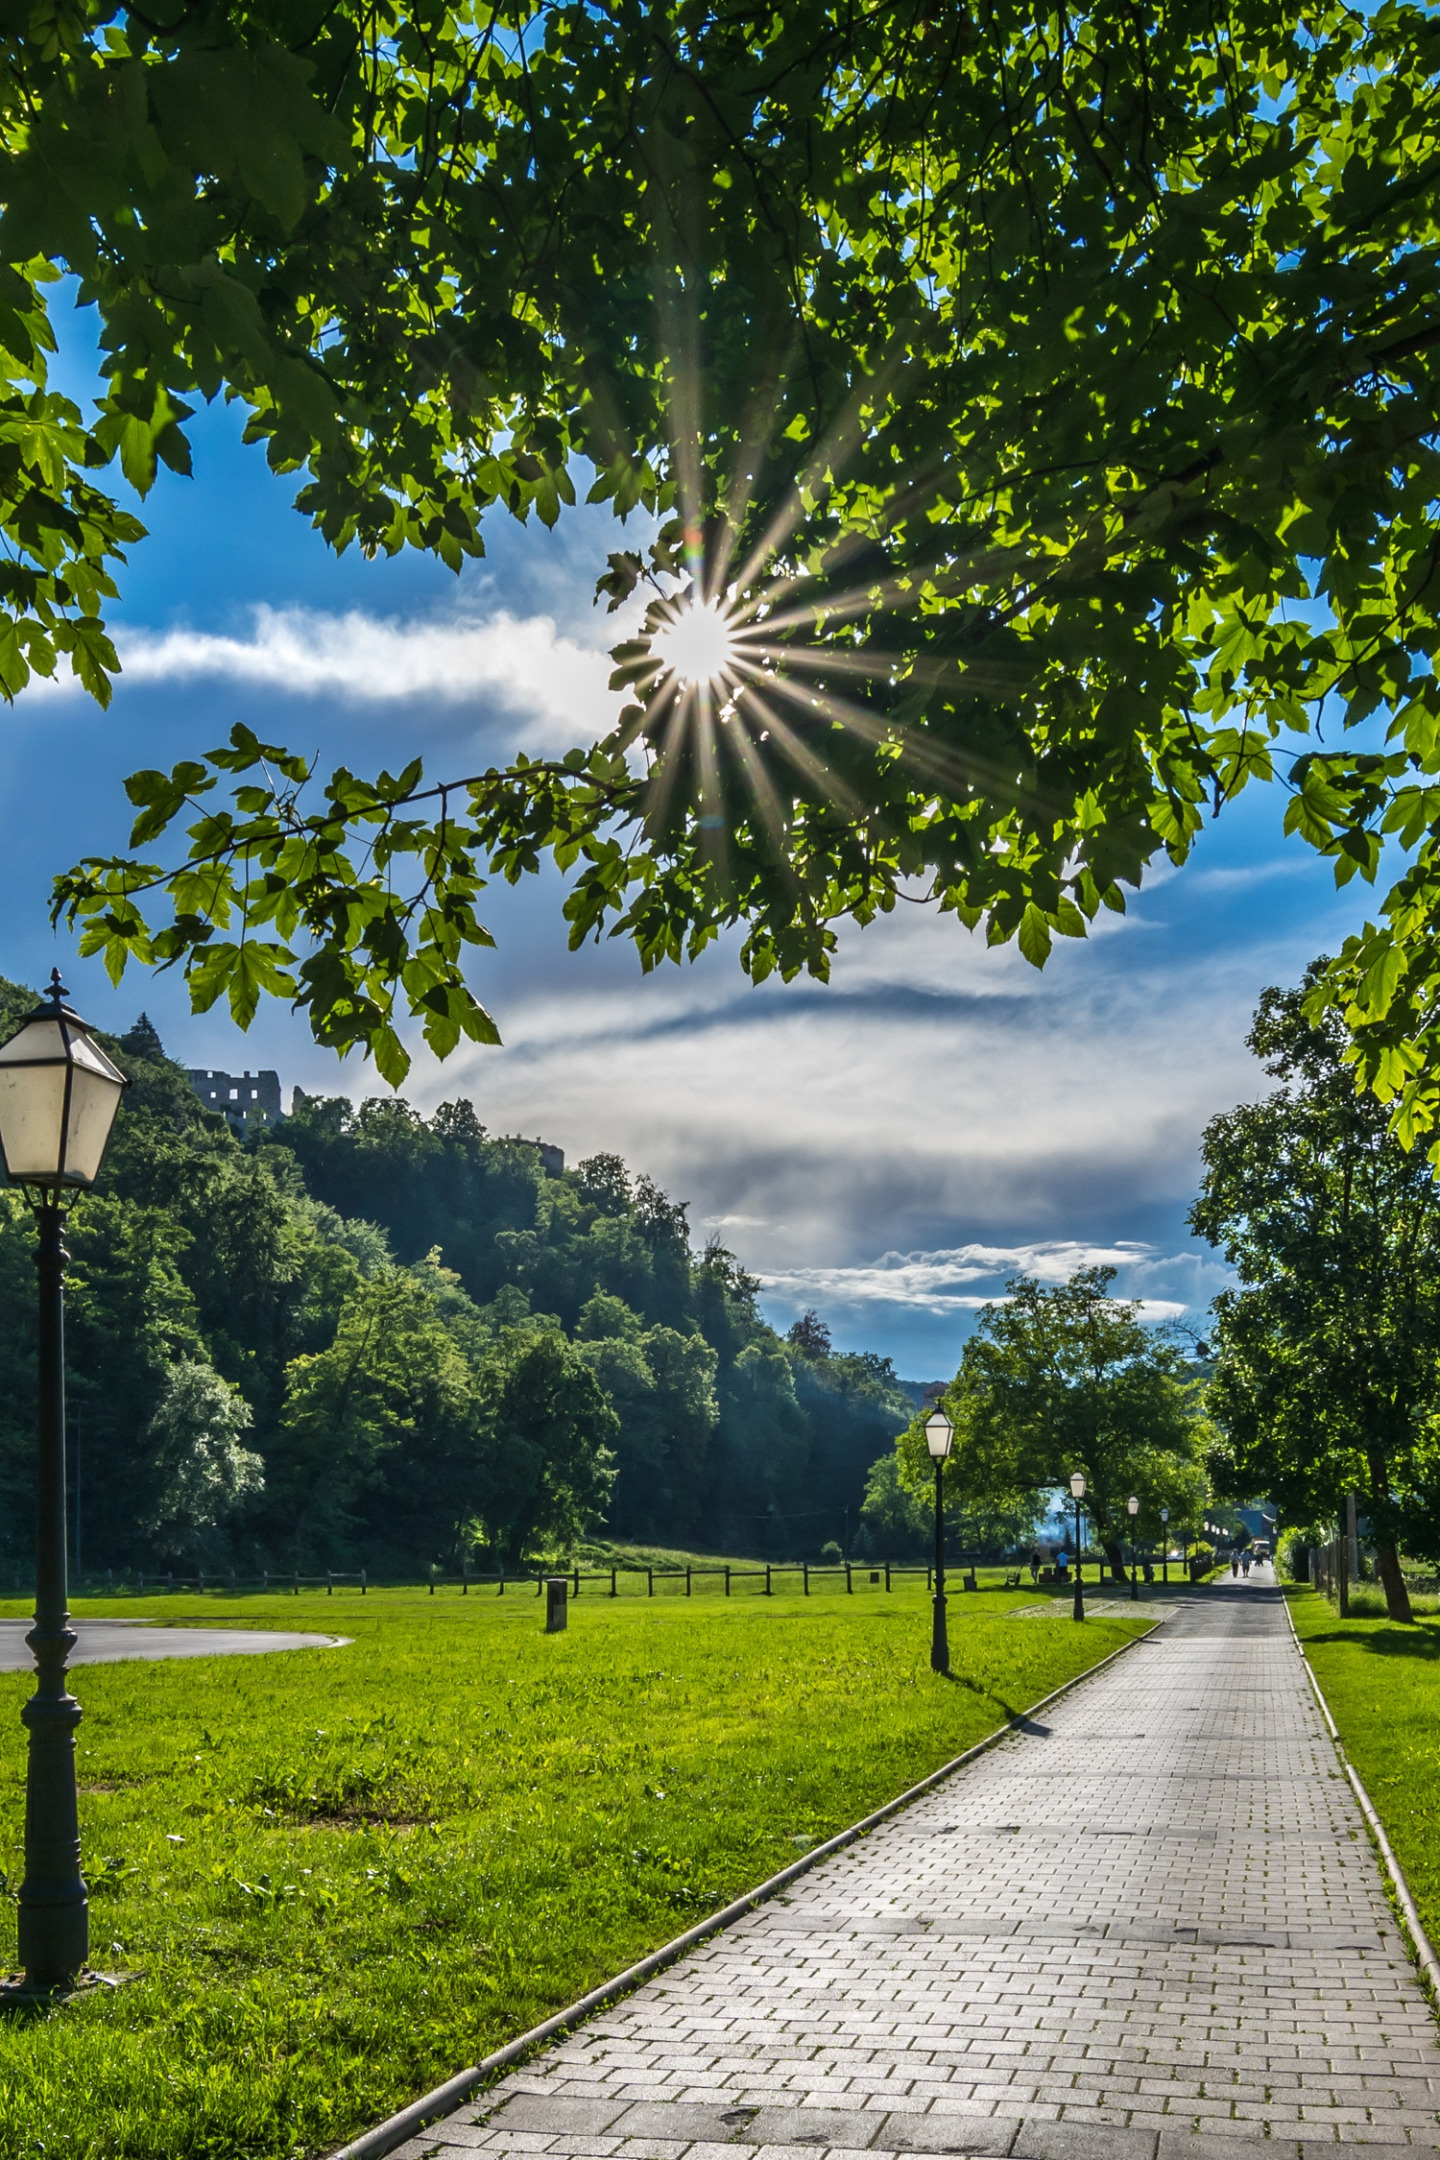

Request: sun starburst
left=650, top=599, right=740, bottom=687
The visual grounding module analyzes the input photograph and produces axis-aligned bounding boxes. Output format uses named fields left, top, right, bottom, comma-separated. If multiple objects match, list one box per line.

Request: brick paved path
left=399, top=1573, right=1440, bottom=2160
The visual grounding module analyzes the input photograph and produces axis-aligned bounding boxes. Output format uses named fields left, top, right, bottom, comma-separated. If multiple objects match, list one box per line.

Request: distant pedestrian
left=1030, top=1549, right=1041, bottom=1585
left=1143, top=1560, right=1153, bottom=1585
left=1241, top=1552, right=1251, bottom=1577
left=1056, top=1551, right=1069, bottom=1584
left=1231, top=1553, right=1240, bottom=1576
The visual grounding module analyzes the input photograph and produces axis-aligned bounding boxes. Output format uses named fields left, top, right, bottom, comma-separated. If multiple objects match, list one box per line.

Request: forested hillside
left=0, top=978, right=910, bottom=1576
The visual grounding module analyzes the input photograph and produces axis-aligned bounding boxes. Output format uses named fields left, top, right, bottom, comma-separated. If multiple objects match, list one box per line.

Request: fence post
left=725, top=1566, right=731, bottom=1598
left=765, top=1563, right=772, bottom=1596
left=166, top=1571, right=173, bottom=1593
left=885, top=1560, right=891, bottom=1592
left=648, top=1568, right=654, bottom=1597
left=498, top=1570, right=504, bottom=1596
left=573, top=1566, right=580, bottom=1598
left=429, top=1568, right=435, bottom=1596
left=927, top=1565, right=932, bottom=1594
left=293, top=1570, right=299, bottom=1596
left=463, top=1559, right=469, bottom=1597
left=327, top=1572, right=333, bottom=1596
left=611, top=1566, right=618, bottom=1598
left=263, top=1570, right=269, bottom=1594
left=846, top=1562, right=853, bottom=1594
left=686, top=1565, right=692, bottom=1598
left=197, top=1569, right=205, bottom=1592
left=803, top=1562, right=809, bottom=1597
left=361, top=1569, right=367, bottom=1595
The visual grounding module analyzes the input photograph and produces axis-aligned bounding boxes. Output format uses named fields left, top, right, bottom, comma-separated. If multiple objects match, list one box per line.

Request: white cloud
left=757, top=1240, right=1169, bottom=1315
left=36, top=602, right=628, bottom=748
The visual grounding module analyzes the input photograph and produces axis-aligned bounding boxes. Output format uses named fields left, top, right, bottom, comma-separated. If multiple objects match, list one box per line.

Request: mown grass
left=0, top=1576, right=1148, bottom=2160
left=1288, top=1586, right=1440, bottom=1962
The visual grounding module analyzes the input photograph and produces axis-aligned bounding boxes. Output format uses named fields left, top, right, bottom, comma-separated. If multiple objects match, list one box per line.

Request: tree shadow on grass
left=1306, top=1623, right=1440, bottom=1660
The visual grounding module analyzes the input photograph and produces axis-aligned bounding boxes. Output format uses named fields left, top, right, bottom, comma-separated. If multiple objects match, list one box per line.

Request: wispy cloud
left=38, top=603, right=626, bottom=747
left=757, top=1240, right=1168, bottom=1316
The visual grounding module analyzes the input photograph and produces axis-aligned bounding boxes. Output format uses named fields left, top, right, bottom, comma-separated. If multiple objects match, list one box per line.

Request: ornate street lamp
left=1127, top=1494, right=1141, bottom=1602
left=1160, top=1506, right=1170, bottom=1586
left=0, top=972, right=126, bottom=1995
left=1069, top=1472, right=1086, bottom=1622
left=924, top=1408, right=954, bottom=1675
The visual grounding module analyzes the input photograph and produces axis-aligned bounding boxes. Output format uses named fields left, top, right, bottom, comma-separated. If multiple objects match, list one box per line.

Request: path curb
left=1282, top=1590, right=1440, bottom=2004
left=326, top=1613, right=1163, bottom=2160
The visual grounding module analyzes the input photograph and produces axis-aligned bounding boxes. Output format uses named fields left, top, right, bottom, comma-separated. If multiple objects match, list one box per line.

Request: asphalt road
left=0, top=1620, right=345, bottom=1669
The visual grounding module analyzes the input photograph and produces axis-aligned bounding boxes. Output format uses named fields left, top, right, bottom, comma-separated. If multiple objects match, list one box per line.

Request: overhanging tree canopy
left=9, top=1, right=1440, bottom=1089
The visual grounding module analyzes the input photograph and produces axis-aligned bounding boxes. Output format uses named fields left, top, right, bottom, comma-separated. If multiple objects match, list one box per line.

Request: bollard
left=361, top=1569, right=367, bottom=1595
left=685, top=1565, right=692, bottom=1598
left=498, top=1571, right=504, bottom=1596
left=327, top=1572, right=333, bottom=1596
left=885, top=1560, right=891, bottom=1592
left=648, top=1568, right=654, bottom=1597
left=573, top=1566, right=580, bottom=1599
left=803, top=1562, right=809, bottom=1597
left=725, top=1566, right=731, bottom=1598
left=846, top=1563, right=853, bottom=1594
left=545, top=1577, right=568, bottom=1633
left=611, top=1566, right=618, bottom=1598
left=765, top=1563, right=772, bottom=1596
left=429, top=1570, right=435, bottom=1596
left=462, top=1560, right=469, bottom=1597
left=294, top=1570, right=299, bottom=1596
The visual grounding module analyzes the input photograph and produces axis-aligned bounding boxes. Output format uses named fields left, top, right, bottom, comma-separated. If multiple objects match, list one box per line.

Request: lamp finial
left=45, top=969, right=66, bottom=1009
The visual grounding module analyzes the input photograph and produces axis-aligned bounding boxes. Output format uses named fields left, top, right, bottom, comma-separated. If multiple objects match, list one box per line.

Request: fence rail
left=5, top=1555, right=1202, bottom=1598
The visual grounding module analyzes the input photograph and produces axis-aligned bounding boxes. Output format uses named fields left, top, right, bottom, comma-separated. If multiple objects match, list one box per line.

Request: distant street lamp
left=924, top=1408, right=954, bottom=1675
left=0, top=972, right=126, bottom=1995
left=1127, top=1494, right=1141, bottom=1602
left=1069, top=1472, right=1086, bottom=1622
left=1160, top=1506, right=1170, bottom=1587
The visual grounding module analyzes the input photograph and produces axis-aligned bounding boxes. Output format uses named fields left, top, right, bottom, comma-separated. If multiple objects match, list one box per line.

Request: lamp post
left=0, top=972, right=126, bottom=1994
left=1069, top=1472, right=1086, bottom=1622
left=924, top=1408, right=953, bottom=1674
left=1127, top=1494, right=1140, bottom=1602
left=1160, top=1506, right=1170, bottom=1587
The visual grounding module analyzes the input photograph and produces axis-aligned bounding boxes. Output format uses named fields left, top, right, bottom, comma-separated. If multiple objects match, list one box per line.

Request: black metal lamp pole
left=1069, top=1472, right=1086, bottom=1622
left=923, top=1407, right=954, bottom=1675
left=0, top=972, right=127, bottom=1996
left=1128, top=1496, right=1140, bottom=1602
left=18, top=1199, right=87, bottom=1988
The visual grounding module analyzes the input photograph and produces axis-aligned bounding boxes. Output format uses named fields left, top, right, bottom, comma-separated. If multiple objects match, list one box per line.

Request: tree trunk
left=1103, top=1536, right=1127, bottom=1584
left=1375, top=1537, right=1414, bottom=1623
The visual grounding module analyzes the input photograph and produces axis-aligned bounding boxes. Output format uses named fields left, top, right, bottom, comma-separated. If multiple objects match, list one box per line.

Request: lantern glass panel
left=63, top=1053, right=126, bottom=1184
left=924, top=1412, right=953, bottom=1460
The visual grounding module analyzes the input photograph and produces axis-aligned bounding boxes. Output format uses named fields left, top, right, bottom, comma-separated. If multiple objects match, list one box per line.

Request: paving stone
left=488, top=2102, right=635, bottom=2138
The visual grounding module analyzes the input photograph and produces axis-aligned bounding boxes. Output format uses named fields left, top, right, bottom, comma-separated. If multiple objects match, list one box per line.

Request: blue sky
left=0, top=300, right=1379, bottom=1376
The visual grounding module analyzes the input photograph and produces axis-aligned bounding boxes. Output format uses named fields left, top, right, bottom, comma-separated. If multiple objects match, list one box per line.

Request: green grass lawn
left=0, top=1577, right=1148, bottom=2160
left=1288, top=1586, right=1440, bottom=1961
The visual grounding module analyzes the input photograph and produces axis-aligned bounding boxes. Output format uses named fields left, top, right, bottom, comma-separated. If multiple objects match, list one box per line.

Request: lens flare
left=651, top=600, right=737, bottom=687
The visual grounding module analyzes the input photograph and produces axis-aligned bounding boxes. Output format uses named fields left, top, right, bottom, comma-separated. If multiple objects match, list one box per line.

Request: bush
left=1278, top=1527, right=1325, bottom=1581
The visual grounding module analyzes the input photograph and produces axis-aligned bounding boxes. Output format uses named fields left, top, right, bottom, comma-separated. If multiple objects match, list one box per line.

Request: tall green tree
left=1192, top=971, right=1440, bottom=1622
left=11, top=0, right=1440, bottom=1129
left=903, top=1269, right=1209, bottom=1577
